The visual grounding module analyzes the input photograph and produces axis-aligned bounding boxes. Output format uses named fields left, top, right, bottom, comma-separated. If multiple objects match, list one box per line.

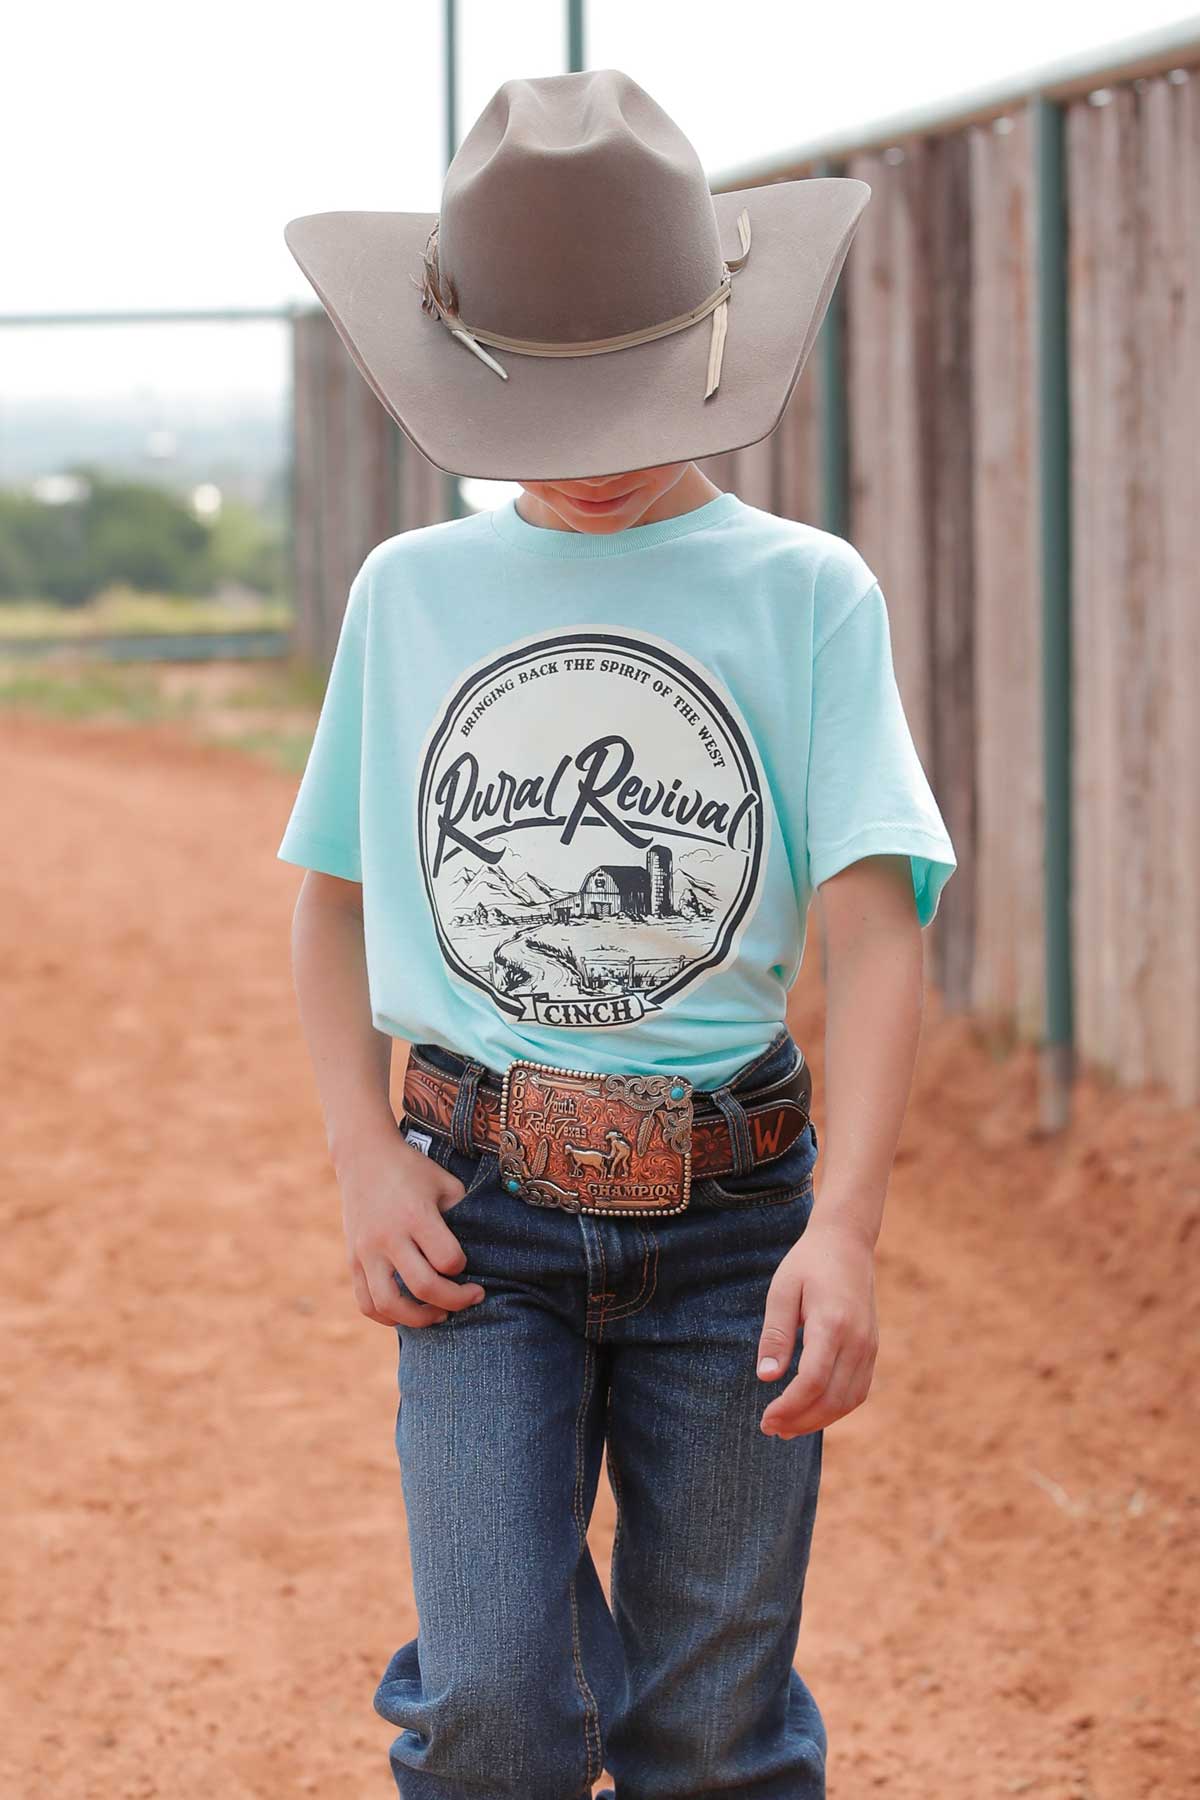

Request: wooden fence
left=288, top=51, right=1200, bottom=1105
left=290, top=311, right=449, bottom=666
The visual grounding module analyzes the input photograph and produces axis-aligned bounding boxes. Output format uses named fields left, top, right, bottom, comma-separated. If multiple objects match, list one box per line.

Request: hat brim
left=283, top=177, right=870, bottom=483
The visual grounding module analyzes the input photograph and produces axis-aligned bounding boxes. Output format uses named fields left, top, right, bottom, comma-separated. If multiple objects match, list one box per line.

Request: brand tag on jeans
left=405, top=1126, right=433, bottom=1154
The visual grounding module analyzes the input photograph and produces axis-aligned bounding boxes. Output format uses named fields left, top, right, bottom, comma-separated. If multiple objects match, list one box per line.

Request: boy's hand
left=755, top=1210, right=879, bottom=1437
left=335, top=1132, right=487, bottom=1329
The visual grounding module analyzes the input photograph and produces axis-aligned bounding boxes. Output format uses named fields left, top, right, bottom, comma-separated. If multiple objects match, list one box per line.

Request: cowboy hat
left=283, top=67, right=870, bottom=483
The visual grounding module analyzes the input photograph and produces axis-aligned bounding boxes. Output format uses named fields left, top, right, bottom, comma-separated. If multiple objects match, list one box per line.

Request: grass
left=0, top=651, right=326, bottom=776
left=0, top=664, right=171, bottom=722
left=214, top=726, right=320, bottom=774
left=0, top=587, right=290, bottom=640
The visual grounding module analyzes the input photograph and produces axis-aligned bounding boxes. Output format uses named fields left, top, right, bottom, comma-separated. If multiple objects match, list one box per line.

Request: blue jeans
left=374, top=1026, right=825, bottom=1799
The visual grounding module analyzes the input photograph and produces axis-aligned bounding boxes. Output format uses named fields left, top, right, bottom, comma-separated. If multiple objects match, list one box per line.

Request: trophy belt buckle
left=497, top=1057, right=695, bottom=1216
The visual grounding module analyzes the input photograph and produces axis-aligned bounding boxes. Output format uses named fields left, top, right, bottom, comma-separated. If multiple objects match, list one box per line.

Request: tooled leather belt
left=400, top=1045, right=813, bottom=1182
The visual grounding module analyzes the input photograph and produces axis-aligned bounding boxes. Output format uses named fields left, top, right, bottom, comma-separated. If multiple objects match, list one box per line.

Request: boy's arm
left=288, top=869, right=396, bottom=1165
left=808, top=851, right=925, bottom=1248
left=755, top=852, right=923, bottom=1438
left=287, top=869, right=487, bottom=1327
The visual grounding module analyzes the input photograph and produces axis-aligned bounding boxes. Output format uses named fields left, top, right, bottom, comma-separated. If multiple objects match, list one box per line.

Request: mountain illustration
left=675, top=846, right=723, bottom=916
left=450, top=845, right=573, bottom=915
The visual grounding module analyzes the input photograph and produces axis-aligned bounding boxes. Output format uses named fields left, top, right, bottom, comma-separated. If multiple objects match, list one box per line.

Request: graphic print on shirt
left=415, top=626, right=771, bottom=1030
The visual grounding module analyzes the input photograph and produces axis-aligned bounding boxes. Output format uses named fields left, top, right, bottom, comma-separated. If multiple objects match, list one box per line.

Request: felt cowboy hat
left=283, top=67, right=871, bottom=483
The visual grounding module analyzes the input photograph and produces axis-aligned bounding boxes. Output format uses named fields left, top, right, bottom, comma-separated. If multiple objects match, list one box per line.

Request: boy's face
left=516, top=460, right=694, bottom=533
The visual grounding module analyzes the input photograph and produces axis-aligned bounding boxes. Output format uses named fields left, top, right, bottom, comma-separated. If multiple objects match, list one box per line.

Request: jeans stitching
left=587, top=1225, right=611, bottom=1336
left=604, top=1380, right=625, bottom=1570
left=450, top=1061, right=485, bottom=1155
left=722, top=1025, right=793, bottom=1092
left=709, top=1085, right=755, bottom=1174
left=424, top=1132, right=455, bottom=1171
left=570, top=1338, right=603, bottom=1784
left=431, top=1140, right=496, bottom=1216
left=601, top=1224, right=660, bottom=1321
left=461, top=1149, right=496, bottom=1197
left=697, top=1157, right=816, bottom=1210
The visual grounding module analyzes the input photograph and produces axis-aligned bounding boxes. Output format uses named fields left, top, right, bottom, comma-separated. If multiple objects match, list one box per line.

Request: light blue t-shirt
left=277, top=489, right=957, bottom=1090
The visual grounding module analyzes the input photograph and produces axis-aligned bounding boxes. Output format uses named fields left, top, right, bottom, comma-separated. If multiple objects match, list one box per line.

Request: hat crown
left=436, top=68, right=725, bottom=342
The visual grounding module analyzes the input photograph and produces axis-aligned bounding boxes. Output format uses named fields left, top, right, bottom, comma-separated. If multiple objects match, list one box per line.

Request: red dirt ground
left=2, top=707, right=1198, bottom=1800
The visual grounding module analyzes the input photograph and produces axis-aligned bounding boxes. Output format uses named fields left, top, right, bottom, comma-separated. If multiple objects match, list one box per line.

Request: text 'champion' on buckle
left=497, top=1058, right=694, bottom=1216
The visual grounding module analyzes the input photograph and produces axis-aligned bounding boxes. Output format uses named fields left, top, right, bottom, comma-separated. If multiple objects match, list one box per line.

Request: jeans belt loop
left=450, top=1060, right=486, bottom=1155
left=709, top=1084, right=755, bottom=1176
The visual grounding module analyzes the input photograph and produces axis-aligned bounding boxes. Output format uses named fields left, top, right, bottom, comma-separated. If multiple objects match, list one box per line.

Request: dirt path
left=2, top=708, right=1196, bottom=1800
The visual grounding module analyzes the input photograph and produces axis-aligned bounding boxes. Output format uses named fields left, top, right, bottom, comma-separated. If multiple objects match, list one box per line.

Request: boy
left=279, top=69, right=957, bottom=1800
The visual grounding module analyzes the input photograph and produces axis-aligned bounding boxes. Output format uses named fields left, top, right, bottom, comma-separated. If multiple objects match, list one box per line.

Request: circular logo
left=416, top=626, right=769, bottom=1028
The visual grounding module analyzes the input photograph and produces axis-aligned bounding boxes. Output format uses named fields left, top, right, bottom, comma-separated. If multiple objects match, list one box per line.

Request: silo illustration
left=647, top=843, right=673, bottom=916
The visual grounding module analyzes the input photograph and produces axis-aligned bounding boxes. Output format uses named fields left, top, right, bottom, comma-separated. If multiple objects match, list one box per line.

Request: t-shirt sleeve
left=805, top=579, right=957, bottom=927
left=276, top=556, right=372, bottom=882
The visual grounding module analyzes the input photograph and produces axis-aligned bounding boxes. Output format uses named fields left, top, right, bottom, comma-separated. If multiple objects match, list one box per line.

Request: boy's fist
left=337, top=1134, right=487, bottom=1328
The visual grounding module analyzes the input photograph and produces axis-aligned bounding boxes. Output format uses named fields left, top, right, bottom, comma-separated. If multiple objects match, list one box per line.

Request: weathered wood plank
left=1065, top=96, right=1100, bottom=1073
left=844, top=138, right=961, bottom=1000
left=729, top=435, right=777, bottom=512
left=774, top=346, right=821, bottom=526
left=1070, top=88, right=1146, bottom=1084
left=845, top=141, right=932, bottom=701
left=289, top=311, right=323, bottom=663
left=925, top=128, right=976, bottom=1014
left=1143, top=71, right=1200, bottom=1100
left=970, top=110, right=1044, bottom=1043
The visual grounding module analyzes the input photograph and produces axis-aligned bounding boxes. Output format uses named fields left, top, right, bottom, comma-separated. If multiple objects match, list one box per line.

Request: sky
left=2, top=0, right=1197, bottom=409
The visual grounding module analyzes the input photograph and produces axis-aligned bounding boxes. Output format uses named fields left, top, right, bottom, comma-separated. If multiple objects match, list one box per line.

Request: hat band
left=412, top=209, right=752, bottom=400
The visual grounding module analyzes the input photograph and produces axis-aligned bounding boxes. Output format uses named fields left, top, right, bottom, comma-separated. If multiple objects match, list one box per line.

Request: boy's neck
left=513, top=465, right=725, bottom=533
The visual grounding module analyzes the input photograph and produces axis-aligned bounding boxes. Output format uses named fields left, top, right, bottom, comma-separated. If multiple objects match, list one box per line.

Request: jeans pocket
left=400, top=1118, right=497, bottom=1217
left=436, top=1143, right=499, bottom=1220
left=691, top=1123, right=818, bottom=1210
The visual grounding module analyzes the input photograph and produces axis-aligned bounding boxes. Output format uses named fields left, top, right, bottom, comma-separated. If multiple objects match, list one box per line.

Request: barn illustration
left=577, top=845, right=674, bottom=919
left=450, top=840, right=715, bottom=937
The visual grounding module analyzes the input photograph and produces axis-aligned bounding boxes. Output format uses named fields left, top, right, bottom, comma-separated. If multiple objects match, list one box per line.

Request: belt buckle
left=497, top=1058, right=694, bottom=1216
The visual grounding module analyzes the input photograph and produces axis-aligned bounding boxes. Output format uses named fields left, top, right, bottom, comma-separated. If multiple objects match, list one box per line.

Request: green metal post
left=1032, top=94, right=1075, bottom=1127
left=567, top=0, right=585, bottom=71
left=444, top=0, right=456, bottom=168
